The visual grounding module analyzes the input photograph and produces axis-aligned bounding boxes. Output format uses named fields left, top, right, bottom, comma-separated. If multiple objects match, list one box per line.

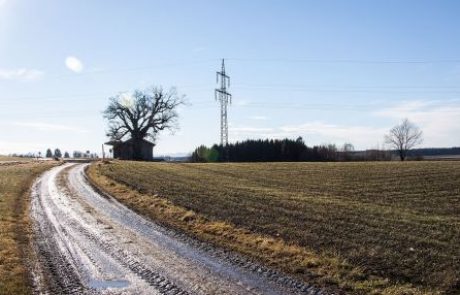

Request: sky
left=1, top=0, right=460, bottom=156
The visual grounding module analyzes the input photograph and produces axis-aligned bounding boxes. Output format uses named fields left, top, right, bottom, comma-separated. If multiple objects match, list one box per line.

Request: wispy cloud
left=0, top=68, right=44, bottom=81
left=375, top=100, right=460, bottom=147
left=230, top=100, right=460, bottom=148
left=65, top=56, right=84, bottom=73
left=12, top=122, right=88, bottom=133
left=249, top=115, right=268, bottom=120
left=234, top=99, right=250, bottom=106
left=280, top=122, right=386, bottom=140
left=231, top=127, right=274, bottom=133
left=230, top=122, right=386, bottom=148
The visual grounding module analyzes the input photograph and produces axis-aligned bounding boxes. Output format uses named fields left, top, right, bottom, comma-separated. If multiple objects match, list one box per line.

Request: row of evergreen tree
left=43, top=149, right=98, bottom=159
left=191, top=138, right=341, bottom=162
left=45, top=148, right=68, bottom=158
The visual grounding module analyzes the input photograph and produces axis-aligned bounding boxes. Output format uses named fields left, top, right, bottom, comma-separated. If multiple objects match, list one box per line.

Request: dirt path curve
left=30, top=164, right=324, bottom=295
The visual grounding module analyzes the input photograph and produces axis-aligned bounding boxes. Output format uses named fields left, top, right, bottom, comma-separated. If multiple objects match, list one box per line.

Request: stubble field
left=90, top=161, right=460, bottom=294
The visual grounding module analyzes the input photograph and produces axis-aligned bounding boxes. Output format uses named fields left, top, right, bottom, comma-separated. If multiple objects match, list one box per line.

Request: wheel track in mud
left=81, top=170, right=322, bottom=294
left=31, top=165, right=187, bottom=295
left=31, top=180, right=88, bottom=295
left=30, top=164, right=328, bottom=295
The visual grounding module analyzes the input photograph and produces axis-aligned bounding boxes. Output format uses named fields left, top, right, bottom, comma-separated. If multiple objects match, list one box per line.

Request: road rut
left=30, top=164, right=324, bottom=295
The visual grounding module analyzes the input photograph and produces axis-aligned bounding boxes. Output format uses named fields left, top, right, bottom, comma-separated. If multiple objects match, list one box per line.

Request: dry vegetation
left=0, top=161, right=56, bottom=295
left=0, top=155, right=29, bottom=162
left=89, top=161, right=460, bottom=295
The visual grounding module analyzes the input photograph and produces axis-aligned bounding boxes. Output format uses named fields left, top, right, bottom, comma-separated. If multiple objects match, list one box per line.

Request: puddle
left=89, top=279, right=130, bottom=289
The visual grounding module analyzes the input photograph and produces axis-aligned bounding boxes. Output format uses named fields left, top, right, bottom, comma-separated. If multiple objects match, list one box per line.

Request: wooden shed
left=105, top=138, right=155, bottom=161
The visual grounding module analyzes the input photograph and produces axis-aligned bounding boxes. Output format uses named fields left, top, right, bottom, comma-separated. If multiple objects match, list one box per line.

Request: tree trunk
left=132, top=138, right=143, bottom=161
left=399, top=150, right=405, bottom=161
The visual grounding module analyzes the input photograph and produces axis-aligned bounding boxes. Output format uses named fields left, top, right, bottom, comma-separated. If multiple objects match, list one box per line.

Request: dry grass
left=0, top=155, right=28, bottom=162
left=0, top=161, right=56, bottom=295
left=88, top=161, right=460, bottom=295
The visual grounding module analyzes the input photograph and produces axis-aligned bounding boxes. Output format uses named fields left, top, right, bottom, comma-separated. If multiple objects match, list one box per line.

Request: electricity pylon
left=215, top=59, right=232, bottom=146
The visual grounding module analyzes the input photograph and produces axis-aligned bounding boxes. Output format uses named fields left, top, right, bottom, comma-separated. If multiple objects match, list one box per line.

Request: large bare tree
left=104, top=87, right=184, bottom=159
left=385, top=118, right=423, bottom=161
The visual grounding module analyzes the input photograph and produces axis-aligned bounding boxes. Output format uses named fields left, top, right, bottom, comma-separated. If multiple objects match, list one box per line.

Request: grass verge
left=0, top=161, right=56, bottom=295
left=88, top=161, right=460, bottom=294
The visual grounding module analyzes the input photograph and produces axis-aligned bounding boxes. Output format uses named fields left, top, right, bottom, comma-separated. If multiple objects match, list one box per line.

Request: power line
left=232, top=86, right=460, bottom=94
left=2, top=56, right=458, bottom=85
left=3, top=100, right=460, bottom=118
left=193, top=100, right=460, bottom=110
left=0, top=85, right=213, bottom=102
left=44, top=59, right=217, bottom=79
left=227, top=57, right=460, bottom=64
left=232, top=82, right=460, bottom=90
left=5, top=82, right=460, bottom=103
left=10, top=56, right=460, bottom=82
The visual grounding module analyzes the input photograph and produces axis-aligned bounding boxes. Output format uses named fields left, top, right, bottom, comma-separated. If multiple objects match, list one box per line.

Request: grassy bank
left=0, top=161, right=56, bottom=295
left=88, top=161, right=460, bottom=294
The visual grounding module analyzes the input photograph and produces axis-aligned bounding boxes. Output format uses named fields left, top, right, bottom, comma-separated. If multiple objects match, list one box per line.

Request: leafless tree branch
left=384, top=118, right=423, bottom=161
left=103, top=86, right=185, bottom=159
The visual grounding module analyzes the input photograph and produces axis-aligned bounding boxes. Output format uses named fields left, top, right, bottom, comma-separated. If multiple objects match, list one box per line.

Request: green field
left=92, top=161, right=460, bottom=294
left=0, top=161, right=56, bottom=295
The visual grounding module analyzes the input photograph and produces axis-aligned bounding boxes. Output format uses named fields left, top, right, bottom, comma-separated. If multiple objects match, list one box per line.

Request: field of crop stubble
left=0, top=160, right=57, bottom=295
left=89, top=161, right=460, bottom=294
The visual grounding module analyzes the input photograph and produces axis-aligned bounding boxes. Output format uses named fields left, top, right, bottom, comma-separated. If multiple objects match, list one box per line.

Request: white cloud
left=0, top=68, right=44, bottom=80
left=12, top=122, right=88, bottom=133
left=232, top=127, right=274, bottom=133
left=249, top=115, right=268, bottom=120
left=280, top=122, right=386, bottom=141
left=229, top=100, right=460, bottom=148
left=65, top=56, right=84, bottom=73
left=234, top=99, right=249, bottom=106
left=230, top=122, right=386, bottom=148
left=375, top=100, right=460, bottom=147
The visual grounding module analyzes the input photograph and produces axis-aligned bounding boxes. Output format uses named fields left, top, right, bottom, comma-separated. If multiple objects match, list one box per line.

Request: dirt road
left=30, top=164, right=323, bottom=295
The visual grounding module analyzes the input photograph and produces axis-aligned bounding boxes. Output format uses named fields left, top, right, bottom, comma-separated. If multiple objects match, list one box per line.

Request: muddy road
left=30, top=164, right=323, bottom=295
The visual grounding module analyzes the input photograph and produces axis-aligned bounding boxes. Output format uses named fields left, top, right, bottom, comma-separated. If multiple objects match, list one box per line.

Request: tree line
left=9, top=149, right=99, bottom=159
left=191, top=137, right=352, bottom=162
left=42, top=149, right=98, bottom=159
left=190, top=118, right=429, bottom=162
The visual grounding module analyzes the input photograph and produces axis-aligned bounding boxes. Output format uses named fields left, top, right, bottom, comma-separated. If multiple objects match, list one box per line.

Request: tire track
left=30, top=164, right=326, bottom=295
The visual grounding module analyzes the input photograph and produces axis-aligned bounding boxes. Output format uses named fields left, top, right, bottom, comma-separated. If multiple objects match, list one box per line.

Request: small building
left=105, top=138, right=155, bottom=161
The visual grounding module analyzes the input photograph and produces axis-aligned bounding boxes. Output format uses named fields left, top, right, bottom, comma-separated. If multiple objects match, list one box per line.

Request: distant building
left=105, top=138, right=155, bottom=161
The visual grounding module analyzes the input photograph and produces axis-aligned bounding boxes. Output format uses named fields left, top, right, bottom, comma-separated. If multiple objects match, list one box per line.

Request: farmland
left=0, top=155, right=29, bottom=162
left=89, top=161, right=460, bottom=294
left=0, top=161, right=57, bottom=295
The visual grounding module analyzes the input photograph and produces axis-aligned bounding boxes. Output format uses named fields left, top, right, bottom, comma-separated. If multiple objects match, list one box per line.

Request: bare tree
left=103, top=86, right=184, bottom=160
left=385, top=118, right=423, bottom=161
left=340, top=143, right=355, bottom=161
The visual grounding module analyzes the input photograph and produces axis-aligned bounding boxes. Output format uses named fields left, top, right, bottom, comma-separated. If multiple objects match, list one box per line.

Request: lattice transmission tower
left=215, top=59, right=232, bottom=146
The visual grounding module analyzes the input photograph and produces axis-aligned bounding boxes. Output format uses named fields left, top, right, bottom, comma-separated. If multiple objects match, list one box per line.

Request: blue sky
left=1, top=0, right=460, bottom=156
